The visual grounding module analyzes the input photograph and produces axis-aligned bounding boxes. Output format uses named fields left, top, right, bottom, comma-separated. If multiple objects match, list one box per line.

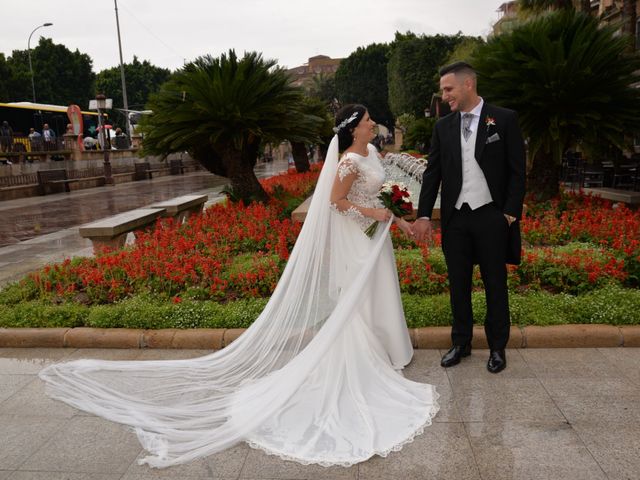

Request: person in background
left=0, top=121, right=14, bottom=152
left=83, top=135, right=98, bottom=151
left=113, top=127, right=130, bottom=149
left=28, top=127, right=43, bottom=152
left=42, top=124, right=56, bottom=150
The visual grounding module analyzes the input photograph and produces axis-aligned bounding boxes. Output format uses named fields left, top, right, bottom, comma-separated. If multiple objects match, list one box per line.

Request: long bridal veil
left=39, top=135, right=407, bottom=468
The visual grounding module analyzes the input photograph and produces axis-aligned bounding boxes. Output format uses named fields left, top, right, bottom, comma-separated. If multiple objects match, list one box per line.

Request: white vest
left=455, top=118, right=493, bottom=210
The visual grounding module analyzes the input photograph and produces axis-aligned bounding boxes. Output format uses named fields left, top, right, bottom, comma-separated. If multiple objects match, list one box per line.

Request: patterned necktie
left=462, top=113, right=473, bottom=141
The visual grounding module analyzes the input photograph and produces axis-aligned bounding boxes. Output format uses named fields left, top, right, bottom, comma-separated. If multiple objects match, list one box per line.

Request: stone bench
left=37, top=169, right=75, bottom=195
left=149, top=194, right=208, bottom=222
left=291, top=196, right=314, bottom=222
left=582, top=187, right=640, bottom=206
left=37, top=168, right=105, bottom=195
left=169, top=158, right=186, bottom=175
left=134, top=161, right=168, bottom=181
left=78, top=208, right=167, bottom=251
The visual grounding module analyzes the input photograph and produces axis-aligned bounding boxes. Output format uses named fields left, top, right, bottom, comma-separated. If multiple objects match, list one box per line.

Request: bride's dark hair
left=334, top=104, right=367, bottom=152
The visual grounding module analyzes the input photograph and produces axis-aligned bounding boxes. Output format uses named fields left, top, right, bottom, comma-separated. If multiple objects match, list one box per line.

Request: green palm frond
left=140, top=50, right=323, bottom=157
left=518, top=0, right=574, bottom=12
left=473, top=10, right=640, bottom=162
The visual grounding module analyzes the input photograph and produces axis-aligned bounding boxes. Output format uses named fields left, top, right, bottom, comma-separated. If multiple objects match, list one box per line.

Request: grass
left=2, top=286, right=639, bottom=329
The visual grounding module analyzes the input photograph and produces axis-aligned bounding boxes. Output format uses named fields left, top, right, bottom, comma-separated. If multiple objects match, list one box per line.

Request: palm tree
left=290, top=97, right=334, bottom=172
left=473, top=10, right=640, bottom=200
left=308, top=73, right=338, bottom=109
left=579, top=0, right=591, bottom=14
left=622, top=0, right=637, bottom=45
left=517, top=0, right=574, bottom=12
left=140, top=51, right=323, bottom=203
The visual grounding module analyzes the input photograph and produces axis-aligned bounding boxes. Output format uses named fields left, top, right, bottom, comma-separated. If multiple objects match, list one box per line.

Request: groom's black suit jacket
left=417, top=103, right=526, bottom=264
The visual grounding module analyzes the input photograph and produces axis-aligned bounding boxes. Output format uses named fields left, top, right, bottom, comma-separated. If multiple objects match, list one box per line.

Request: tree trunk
left=318, top=140, right=330, bottom=162
left=558, top=0, right=574, bottom=10
left=579, top=0, right=591, bottom=13
left=622, top=0, right=637, bottom=47
left=195, top=141, right=268, bottom=204
left=291, top=141, right=310, bottom=173
left=528, top=149, right=560, bottom=201
left=224, top=147, right=268, bottom=203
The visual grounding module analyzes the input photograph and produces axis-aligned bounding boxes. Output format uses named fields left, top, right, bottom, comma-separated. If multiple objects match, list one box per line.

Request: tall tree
left=140, top=51, right=323, bottom=203
left=517, top=0, right=574, bottom=12
left=6, top=37, right=94, bottom=107
left=95, top=56, right=171, bottom=111
left=307, top=73, right=338, bottom=109
left=290, top=96, right=334, bottom=172
left=387, top=32, right=464, bottom=117
left=473, top=10, right=640, bottom=200
left=442, top=37, right=485, bottom=67
left=0, top=54, right=11, bottom=101
left=334, top=43, right=393, bottom=128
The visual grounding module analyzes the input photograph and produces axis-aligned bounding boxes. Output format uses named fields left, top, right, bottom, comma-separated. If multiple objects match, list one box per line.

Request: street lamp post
left=94, top=94, right=114, bottom=185
left=113, top=0, right=131, bottom=137
left=27, top=22, right=53, bottom=103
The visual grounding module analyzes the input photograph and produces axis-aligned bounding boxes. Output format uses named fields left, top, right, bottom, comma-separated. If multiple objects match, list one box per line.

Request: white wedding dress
left=39, top=137, right=439, bottom=468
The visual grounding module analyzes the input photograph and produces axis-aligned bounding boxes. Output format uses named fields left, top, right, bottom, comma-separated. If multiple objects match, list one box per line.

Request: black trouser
left=442, top=202, right=510, bottom=350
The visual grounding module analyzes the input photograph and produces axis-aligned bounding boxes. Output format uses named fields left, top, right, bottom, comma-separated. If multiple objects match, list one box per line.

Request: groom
left=413, top=62, right=525, bottom=373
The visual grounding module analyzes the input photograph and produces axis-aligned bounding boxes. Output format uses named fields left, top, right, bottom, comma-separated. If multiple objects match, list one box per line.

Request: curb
left=1, top=325, right=639, bottom=349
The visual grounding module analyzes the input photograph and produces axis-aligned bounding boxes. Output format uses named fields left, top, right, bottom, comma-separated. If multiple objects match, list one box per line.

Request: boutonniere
left=486, top=116, right=496, bottom=127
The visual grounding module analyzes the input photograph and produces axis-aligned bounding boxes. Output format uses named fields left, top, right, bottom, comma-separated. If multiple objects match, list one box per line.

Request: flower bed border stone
left=1, top=325, right=638, bottom=349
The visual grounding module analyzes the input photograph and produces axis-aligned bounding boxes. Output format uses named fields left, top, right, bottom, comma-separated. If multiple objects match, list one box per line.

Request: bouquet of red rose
left=364, top=182, right=414, bottom=238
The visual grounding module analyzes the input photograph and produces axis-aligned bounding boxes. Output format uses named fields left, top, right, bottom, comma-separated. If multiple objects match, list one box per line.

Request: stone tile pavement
left=0, top=347, right=639, bottom=479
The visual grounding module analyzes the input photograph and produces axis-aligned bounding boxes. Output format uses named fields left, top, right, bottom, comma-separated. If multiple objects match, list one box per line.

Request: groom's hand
left=412, top=218, right=433, bottom=244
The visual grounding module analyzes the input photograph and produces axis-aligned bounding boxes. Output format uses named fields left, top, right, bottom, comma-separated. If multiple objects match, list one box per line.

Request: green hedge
left=1, top=287, right=638, bottom=329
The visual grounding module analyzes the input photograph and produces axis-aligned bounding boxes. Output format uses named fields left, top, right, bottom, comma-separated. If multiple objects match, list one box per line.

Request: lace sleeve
left=336, top=157, right=358, bottom=182
left=330, top=157, right=366, bottom=224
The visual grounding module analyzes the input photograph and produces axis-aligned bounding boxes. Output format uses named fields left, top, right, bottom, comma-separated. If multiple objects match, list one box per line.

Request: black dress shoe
left=440, top=344, right=472, bottom=367
left=487, top=349, right=507, bottom=373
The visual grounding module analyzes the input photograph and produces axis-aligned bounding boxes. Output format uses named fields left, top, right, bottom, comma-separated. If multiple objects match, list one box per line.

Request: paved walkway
left=1, top=347, right=639, bottom=479
left=0, top=160, right=289, bottom=286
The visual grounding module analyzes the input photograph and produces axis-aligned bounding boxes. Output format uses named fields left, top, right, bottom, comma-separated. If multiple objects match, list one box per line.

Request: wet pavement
left=0, top=159, right=289, bottom=287
left=0, top=347, right=639, bottom=479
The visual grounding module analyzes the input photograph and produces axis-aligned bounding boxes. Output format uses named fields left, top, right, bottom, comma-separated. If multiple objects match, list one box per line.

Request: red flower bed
left=522, top=191, right=640, bottom=286
left=18, top=173, right=638, bottom=304
left=26, top=167, right=320, bottom=304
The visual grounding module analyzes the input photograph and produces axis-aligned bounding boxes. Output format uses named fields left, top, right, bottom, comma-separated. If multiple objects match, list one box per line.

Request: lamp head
left=43, top=23, right=53, bottom=27
left=95, top=93, right=106, bottom=110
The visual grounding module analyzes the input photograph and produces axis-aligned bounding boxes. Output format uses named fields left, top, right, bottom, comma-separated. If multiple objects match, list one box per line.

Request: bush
left=86, top=296, right=269, bottom=329
left=572, top=286, right=640, bottom=325
left=0, top=302, right=89, bottom=328
left=0, top=288, right=638, bottom=329
left=403, top=117, right=436, bottom=153
left=404, top=287, right=640, bottom=328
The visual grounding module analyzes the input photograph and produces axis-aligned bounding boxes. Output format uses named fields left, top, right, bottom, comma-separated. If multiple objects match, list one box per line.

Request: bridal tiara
left=333, top=112, right=361, bottom=134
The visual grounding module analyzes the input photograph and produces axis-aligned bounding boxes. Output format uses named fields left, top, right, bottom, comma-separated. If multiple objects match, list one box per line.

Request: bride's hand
left=394, top=217, right=415, bottom=239
left=370, top=208, right=392, bottom=222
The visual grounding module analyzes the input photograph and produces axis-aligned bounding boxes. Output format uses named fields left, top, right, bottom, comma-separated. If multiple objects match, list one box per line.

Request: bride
left=39, top=104, right=439, bottom=468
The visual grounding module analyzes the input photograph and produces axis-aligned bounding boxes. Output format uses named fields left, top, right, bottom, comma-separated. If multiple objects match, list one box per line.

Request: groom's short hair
left=439, top=61, right=476, bottom=80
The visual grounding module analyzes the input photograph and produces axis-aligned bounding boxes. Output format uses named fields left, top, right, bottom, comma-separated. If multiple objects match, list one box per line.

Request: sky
left=1, top=0, right=503, bottom=72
